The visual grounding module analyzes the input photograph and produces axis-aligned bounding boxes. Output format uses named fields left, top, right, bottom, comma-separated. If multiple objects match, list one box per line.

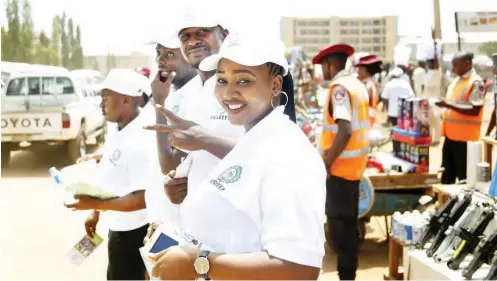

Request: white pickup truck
left=1, top=72, right=107, bottom=167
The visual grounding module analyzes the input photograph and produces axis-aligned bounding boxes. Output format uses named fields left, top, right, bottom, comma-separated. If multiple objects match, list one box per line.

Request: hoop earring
left=271, top=91, right=289, bottom=109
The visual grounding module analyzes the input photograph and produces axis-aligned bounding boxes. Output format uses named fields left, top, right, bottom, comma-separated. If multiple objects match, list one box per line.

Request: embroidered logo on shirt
left=333, top=88, right=346, bottom=104
left=209, top=165, right=243, bottom=191
left=109, top=149, right=121, bottom=166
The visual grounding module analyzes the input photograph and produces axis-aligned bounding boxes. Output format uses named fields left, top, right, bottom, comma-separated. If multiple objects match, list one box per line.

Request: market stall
left=400, top=185, right=497, bottom=280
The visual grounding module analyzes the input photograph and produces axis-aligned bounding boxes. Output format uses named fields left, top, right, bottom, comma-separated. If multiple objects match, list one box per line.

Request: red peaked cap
left=312, top=44, right=355, bottom=64
left=355, top=54, right=382, bottom=67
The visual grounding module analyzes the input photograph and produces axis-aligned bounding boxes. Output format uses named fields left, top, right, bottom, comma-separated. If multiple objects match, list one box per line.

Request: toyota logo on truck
left=1, top=117, right=53, bottom=128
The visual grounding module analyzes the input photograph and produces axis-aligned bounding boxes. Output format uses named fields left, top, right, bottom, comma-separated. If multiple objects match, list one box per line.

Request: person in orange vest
left=436, top=51, right=485, bottom=184
left=355, top=54, right=382, bottom=127
left=312, top=44, right=369, bottom=280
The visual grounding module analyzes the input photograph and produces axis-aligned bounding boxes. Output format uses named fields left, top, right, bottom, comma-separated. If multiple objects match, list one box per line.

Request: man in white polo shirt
left=145, top=12, right=244, bottom=202
left=66, top=69, right=159, bottom=280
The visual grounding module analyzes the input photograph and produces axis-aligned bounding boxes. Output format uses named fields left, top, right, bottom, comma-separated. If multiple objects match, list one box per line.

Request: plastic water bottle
left=48, top=167, right=64, bottom=187
left=392, top=212, right=401, bottom=239
left=403, top=211, right=413, bottom=245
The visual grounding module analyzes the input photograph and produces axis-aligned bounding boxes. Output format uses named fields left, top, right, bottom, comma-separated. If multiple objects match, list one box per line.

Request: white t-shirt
left=96, top=114, right=161, bottom=231
left=180, top=75, right=245, bottom=191
left=381, top=78, right=415, bottom=117
left=180, top=106, right=326, bottom=268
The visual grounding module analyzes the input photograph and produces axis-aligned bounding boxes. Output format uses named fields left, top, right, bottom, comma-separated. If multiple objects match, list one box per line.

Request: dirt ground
left=0, top=98, right=494, bottom=280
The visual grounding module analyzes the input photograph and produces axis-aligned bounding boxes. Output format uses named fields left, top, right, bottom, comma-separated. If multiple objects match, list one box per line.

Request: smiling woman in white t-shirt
left=147, top=33, right=326, bottom=280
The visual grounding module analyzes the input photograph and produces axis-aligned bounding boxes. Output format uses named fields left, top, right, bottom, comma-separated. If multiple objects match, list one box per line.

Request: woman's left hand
left=149, top=245, right=200, bottom=280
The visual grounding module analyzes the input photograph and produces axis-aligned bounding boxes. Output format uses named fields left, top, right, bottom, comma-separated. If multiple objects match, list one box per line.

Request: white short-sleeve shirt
left=143, top=81, right=201, bottom=225
left=381, top=78, right=415, bottom=117
left=96, top=114, right=160, bottom=231
left=179, top=75, right=245, bottom=191
left=179, top=107, right=327, bottom=268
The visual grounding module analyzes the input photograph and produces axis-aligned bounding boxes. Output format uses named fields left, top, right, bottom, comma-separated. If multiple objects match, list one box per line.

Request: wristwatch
left=194, top=250, right=211, bottom=280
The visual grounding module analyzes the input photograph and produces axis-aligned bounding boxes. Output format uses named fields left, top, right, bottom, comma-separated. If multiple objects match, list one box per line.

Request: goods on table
left=408, top=188, right=497, bottom=280
left=392, top=97, right=431, bottom=173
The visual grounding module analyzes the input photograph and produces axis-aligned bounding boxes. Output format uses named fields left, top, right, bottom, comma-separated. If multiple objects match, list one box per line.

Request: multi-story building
left=280, top=16, right=398, bottom=62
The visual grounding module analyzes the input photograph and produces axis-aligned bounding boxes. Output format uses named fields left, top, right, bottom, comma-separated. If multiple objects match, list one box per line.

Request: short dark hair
left=364, top=62, right=382, bottom=76
left=267, top=62, right=296, bottom=123
left=454, top=51, right=474, bottom=62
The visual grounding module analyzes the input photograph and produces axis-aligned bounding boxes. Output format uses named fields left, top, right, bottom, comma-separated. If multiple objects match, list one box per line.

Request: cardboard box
left=403, top=98, right=415, bottom=132
left=413, top=98, right=430, bottom=137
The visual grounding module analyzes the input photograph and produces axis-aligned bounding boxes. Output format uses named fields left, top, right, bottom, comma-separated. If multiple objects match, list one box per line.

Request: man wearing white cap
left=141, top=30, right=199, bottom=249
left=381, top=67, right=415, bottom=127
left=66, top=69, right=162, bottom=280
left=145, top=11, right=244, bottom=203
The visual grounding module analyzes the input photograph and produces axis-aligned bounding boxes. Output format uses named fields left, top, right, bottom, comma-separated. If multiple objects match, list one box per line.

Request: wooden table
left=481, top=136, right=497, bottom=174
left=383, top=236, right=408, bottom=280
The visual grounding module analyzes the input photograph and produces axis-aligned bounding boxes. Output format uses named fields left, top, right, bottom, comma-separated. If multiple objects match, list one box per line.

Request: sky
left=1, top=0, right=497, bottom=56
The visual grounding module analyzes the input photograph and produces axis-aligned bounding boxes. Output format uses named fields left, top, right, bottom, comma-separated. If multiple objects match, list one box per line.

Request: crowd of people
left=60, top=8, right=495, bottom=281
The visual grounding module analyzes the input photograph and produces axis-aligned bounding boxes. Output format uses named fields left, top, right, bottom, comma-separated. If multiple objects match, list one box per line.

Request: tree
left=19, top=0, right=34, bottom=62
left=1, top=26, right=9, bottom=60
left=34, top=30, right=53, bottom=64
left=478, top=41, right=497, bottom=57
left=60, top=12, right=70, bottom=68
left=50, top=15, right=61, bottom=65
left=67, top=18, right=75, bottom=68
left=70, top=24, right=84, bottom=69
left=4, top=0, right=22, bottom=61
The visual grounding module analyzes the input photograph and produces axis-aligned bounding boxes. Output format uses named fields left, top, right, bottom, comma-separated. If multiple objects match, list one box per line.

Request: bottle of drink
left=392, top=211, right=401, bottom=239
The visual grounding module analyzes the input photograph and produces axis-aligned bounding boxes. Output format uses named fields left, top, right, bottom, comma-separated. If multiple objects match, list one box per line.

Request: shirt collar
left=461, top=69, right=475, bottom=79
left=332, top=69, right=350, bottom=82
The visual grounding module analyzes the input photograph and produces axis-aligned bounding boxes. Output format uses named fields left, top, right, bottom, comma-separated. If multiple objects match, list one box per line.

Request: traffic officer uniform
left=355, top=54, right=381, bottom=127
left=313, top=44, right=369, bottom=280
left=441, top=68, right=485, bottom=184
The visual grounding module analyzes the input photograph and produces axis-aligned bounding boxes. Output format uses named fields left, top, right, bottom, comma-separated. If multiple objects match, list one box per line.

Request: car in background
left=1, top=70, right=106, bottom=167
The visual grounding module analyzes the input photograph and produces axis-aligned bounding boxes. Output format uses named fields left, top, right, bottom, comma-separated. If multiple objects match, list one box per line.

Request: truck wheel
left=1, top=144, right=12, bottom=168
left=67, top=128, right=87, bottom=164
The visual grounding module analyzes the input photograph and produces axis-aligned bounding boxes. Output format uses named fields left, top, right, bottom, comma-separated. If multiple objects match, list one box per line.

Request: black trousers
left=326, top=175, right=360, bottom=280
left=441, top=137, right=467, bottom=184
left=107, top=224, right=149, bottom=280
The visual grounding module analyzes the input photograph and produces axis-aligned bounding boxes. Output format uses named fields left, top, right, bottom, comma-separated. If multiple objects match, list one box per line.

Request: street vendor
left=437, top=51, right=485, bottom=184
left=355, top=54, right=382, bottom=126
left=313, top=43, right=369, bottom=280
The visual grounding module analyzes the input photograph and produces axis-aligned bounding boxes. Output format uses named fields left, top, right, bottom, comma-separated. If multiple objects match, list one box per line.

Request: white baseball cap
left=146, top=29, right=181, bottom=49
left=390, top=67, right=404, bottom=78
left=199, top=32, right=289, bottom=75
left=102, top=69, right=152, bottom=97
left=174, top=10, right=223, bottom=36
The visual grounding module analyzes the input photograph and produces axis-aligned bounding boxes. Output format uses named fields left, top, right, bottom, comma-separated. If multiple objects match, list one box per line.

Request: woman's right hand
left=164, top=170, right=188, bottom=204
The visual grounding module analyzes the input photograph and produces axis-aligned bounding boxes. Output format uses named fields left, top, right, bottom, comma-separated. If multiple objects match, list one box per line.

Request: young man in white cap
left=141, top=30, right=199, bottom=247
left=65, top=69, right=161, bottom=280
